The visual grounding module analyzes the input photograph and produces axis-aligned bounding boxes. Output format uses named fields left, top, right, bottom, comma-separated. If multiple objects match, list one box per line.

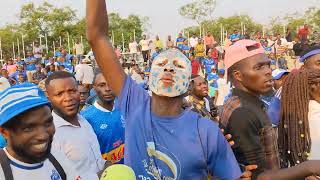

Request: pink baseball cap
left=224, top=40, right=265, bottom=70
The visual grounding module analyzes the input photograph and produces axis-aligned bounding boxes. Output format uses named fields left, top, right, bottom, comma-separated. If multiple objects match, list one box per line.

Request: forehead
left=95, top=73, right=107, bottom=84
left=18, top=106, right=52, bottom=126
left=153, top=49, right=190, bottom=64
left=240, top=54, right=269, bottom=67
left=48, top=77, right=77, bottom=91
left=193, top=76, right=206, bottom=84
left=78, top=86, right=88, bottom=92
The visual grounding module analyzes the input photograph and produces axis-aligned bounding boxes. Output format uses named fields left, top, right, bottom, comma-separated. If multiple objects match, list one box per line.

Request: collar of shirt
left=232, top=88, right=265, bottom=109
left=93, top=101, right=114, bottom=112
left=52, top=111, right=83, bottom=128
left=4, top=148, right=44, bottom=170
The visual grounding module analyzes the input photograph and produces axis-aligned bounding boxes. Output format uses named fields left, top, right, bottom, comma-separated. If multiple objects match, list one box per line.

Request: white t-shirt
left=33, top=46, right=43, bottom=58
left=308, top=100, right=320, bottom=160
left=75, top=64, right=94, bottom=84
left=189, top=37, right=198, bottom=47
left=51, top=112, right=106, bottom=176
left=129, top=42, right=138, bottom=54
left=139, top=40, right=149, bottom=51
left=0, top=148, right=98, bottom=180
left=215, top=78, right=231, bottom=106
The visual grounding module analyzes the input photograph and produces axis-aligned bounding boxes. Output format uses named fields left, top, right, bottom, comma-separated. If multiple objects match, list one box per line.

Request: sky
left=1, top=0, right=319, bottom=39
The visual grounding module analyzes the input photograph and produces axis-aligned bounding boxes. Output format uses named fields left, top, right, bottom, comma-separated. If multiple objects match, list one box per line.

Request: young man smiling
left=0, top=83, right=81, bottom=179
left=86, top=0, right=243, bottom=179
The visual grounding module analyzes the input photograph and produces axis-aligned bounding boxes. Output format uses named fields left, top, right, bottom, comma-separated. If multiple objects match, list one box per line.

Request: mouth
left=161, top=78, right=174, bottom=83
left=65, top=104, right=77, bottom=110
left=32, top=142, right=49, bottom=153
left=265, top=79, right=274, bottom=87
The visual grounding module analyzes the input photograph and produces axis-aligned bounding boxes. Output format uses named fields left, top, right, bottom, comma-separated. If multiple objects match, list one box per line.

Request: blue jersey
left=176, top=37, right=186, bottom=49
left=81, top=102, right=125, bottom=164
left=118, top=76, right=241, bottom=179
left=25, top=57, right=37, bottom=71
left=203, top=58, right=216, bottom=73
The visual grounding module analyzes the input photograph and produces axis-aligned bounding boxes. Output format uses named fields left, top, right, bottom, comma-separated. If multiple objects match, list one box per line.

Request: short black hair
left=93, top=68, right=103, bottom=84
left=45, top=71, right=75, bottom=88
left=301, top=45, right=320, bottom=57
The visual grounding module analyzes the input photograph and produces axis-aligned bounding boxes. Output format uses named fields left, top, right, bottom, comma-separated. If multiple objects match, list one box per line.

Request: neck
left=234, top=82, right=260, bottom=97
left=192, top=94, right=204, bottom=101
left=151, top=93, right=184, bottom=117
left=97, top=98, right=114, bottom=111
left=53, top=109, right=79, bottom=126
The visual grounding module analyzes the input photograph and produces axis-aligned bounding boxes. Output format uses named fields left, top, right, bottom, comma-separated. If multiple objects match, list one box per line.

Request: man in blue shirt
left=176, top=33, right=186, bottom=50
left=87, top=1, right=242, bottom=179
left=25, top=51, right=37, bottom=82
left=230, top=30, right=241, bottom=44
left=81, top=71, right=125, bottom=164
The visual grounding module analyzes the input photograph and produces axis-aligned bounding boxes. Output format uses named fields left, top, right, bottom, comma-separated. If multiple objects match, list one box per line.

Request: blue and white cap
left=0, top=83, right=51, bottom=126
left=272, top=69, right=289, bottom=80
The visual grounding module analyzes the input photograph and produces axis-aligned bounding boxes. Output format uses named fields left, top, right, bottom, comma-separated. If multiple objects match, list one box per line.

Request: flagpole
left=53, top=41, right=56, bottom=55
left=12, top=42, right=16, bottom=59
left=67, top=32, right=71, bottom=54
left=121, top=32, right=125, bottom=52
left=133, top=29, right=136, bottom=42
left=17, top=38, right=20, bottom=57
left=59, top=36, right=62, bottom=47
left=0, top=38, right=2, bottom=60
left=45, top=34, right=48, bottom=54
left=22, top=34, right=25, bottom=59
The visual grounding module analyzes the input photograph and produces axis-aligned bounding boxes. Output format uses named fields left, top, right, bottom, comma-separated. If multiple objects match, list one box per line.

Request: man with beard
left=0, top=83, right=81, bottom=179
left=45, top=71, right=105, bottom=178
left=81, top=71, right=125, bottom=164
left=220, top=40, right=280, bottom=179
left=86, top=1, right=244, bottom=179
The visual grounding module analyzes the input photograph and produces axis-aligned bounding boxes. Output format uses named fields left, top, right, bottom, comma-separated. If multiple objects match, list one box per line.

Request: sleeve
left=227, top=108, right=265, bottom=176
left=118, top=76, right=150, bottom=121
left=203, top=120, right=242, bottom=179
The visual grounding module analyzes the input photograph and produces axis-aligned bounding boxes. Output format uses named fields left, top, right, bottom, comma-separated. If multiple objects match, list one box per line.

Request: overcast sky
left=1, top=0, right=319, bottom=39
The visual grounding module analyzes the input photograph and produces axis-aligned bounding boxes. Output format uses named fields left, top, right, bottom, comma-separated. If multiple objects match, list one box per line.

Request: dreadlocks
left=279, top=69, right=320, bottom=167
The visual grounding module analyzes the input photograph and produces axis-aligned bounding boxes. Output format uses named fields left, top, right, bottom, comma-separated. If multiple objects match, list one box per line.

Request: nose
left=164, top=68, right=175, bottom=73
left=35, top=126, right=50, bottom=142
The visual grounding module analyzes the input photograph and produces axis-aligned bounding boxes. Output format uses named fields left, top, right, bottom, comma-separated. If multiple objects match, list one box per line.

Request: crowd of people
left=0, top=0, right=320, bottom=179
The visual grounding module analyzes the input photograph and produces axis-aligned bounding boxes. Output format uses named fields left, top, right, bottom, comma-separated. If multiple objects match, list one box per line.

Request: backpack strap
left=48, top=153, right=66, bottom=180
left=0, top=149, right=14, bottom=180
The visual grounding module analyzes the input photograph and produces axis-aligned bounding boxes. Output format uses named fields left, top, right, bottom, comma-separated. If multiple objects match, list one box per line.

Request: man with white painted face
left=86, top=0, right=242, bottom=179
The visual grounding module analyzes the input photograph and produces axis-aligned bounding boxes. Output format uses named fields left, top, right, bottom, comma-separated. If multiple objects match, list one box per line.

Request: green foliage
left=179, top=0, right=216, bottom=24
left=0, top=2, right=146, bottom=58
left=184, top=15, right=263, bottom=43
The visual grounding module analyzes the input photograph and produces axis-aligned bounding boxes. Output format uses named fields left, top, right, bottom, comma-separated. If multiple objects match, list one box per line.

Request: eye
left=156, top=61, right=166, bottom=67
left=173, top=60, right=185, bottom=69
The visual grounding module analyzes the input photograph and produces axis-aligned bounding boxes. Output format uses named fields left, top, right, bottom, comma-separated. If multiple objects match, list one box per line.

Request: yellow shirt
left=154, top=40, right=164, bottom=49
left=195, top=44, right=205, bottom=57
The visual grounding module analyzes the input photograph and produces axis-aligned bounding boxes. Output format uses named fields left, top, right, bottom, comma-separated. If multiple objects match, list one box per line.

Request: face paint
left=149, top=49, right=192, bottom=97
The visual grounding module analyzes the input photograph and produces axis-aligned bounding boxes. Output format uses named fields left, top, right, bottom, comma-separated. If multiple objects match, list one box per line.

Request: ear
left=233, top=70, right=243, bottom=82
left=300, top=64, right=305, bottom=70
left=0, top=127, right=9, bottom=140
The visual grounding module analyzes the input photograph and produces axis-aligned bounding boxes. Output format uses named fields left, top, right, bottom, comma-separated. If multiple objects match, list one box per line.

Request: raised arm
left=86, top=0, right=126, bottom=96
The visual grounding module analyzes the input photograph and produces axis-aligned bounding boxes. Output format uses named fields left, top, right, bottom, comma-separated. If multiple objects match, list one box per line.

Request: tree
left=108, top=13, right=145, bottom=47
left=179, top=0, right=216, bottom=24
left=0, top=2, right=147, bottom=58
left=184, top=15, right=262, bottom=43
